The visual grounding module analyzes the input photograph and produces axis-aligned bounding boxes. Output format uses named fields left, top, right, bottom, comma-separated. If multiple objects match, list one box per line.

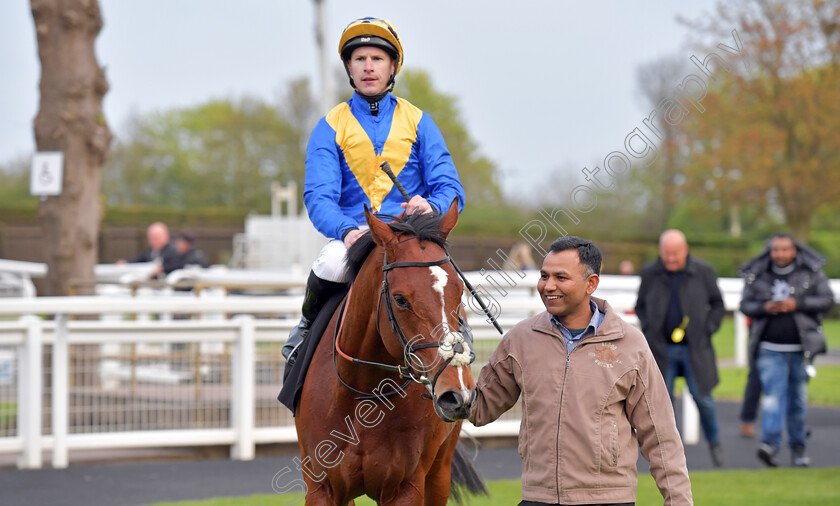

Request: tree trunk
left=789, top=211, right=810, bottom=243
left=31, top=0, right=112, bottom=296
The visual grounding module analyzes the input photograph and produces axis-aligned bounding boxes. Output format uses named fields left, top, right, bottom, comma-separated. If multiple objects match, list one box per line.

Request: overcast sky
left=1, top=0, right=723, bottom=199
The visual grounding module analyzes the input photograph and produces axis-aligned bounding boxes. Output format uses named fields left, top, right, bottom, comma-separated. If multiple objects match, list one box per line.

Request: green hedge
left=808, top=231, right=840, bottom=278
left=2, top=203, right=839, bottom=278
left=0, top=202, right=39, bottom=225
left=103, top=205, right=249, bottom=228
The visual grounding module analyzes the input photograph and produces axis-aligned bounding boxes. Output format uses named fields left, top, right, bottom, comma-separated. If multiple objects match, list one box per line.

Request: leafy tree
left=104, top=92, right=305, bottom=213
left=394, top=70, right=502, bottom=205
left=275, top=78, right=319, bottom=190
left=0, top=157, right=31, bottom=205
left=106, top=71, right=503, bottom=213
left=634, top=56, right=700, bottom=235
left=678, top=0, right=840, bottom=241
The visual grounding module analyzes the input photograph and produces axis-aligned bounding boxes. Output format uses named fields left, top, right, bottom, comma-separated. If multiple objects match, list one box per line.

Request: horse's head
left=364, top=199, right=476, bottom=422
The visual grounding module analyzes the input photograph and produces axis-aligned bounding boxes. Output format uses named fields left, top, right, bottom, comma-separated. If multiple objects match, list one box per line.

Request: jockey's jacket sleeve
left=304, top=94, right=466, bottom=240
left=304, top=117, right=359, bottom=241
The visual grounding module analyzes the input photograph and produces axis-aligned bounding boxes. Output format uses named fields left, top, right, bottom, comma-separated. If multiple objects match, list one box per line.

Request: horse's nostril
left=437, top=391, right=464, bottom=411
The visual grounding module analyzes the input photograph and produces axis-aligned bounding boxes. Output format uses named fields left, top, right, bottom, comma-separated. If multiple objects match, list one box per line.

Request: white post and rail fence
left=1, top=275, right=838, bottom=469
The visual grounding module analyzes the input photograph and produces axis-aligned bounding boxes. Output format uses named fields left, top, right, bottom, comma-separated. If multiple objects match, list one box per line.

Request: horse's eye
left=393, top=294, right=411, bottom=309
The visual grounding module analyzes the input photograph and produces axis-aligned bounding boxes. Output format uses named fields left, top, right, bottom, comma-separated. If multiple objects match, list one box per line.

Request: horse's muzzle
left=433, top=389, right=473, bottom=422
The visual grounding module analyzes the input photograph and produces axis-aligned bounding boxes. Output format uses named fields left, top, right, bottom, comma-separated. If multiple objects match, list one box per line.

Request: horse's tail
left=450, top=441, right=489, bottom=504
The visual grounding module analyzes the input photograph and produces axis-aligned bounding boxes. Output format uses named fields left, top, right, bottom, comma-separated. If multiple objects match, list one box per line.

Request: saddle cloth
left=277, top=288, right=349, bottom=415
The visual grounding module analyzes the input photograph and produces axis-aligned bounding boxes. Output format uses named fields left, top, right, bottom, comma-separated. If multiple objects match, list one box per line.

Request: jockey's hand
left=400, top=196, right=434, bottom=215
left=343, top=229, right=366, bottom=249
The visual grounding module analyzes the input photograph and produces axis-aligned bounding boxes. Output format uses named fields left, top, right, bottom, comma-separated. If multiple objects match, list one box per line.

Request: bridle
left=333, top=239, right=466, bottom=400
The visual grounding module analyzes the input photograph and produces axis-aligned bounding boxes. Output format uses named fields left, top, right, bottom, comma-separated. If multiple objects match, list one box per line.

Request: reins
left=332, top=239, right=458, bottom=400
left=332, top=286, right=414, bottom=400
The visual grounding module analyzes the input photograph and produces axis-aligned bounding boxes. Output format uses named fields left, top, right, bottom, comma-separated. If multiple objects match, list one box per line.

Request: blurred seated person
left=117, top=222, right=180, bottom=278
left=172, top=232, right=210, bottom=270
left=619, top=259, right=635, bottom=275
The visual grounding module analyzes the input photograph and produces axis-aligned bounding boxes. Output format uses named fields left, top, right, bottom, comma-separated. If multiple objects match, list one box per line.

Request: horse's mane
left=344, top=212, right=448, bottom=283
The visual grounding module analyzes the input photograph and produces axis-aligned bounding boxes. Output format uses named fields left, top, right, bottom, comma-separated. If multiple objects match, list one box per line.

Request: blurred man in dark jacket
left=123, top=222, right=180, bottom=278
left=172, top=233, right=209, bottom=270
left=739, top=233, right=834, bottom=467
left=635, top=229, right=726, bottom=467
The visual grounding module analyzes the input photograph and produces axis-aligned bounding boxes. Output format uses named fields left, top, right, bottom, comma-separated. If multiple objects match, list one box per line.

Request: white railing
left=0, top=303, right=289, bottom=469
left=0, top=295, right=521, bottom=469
left=0, top=259, right=47, bottom=298
left=1, top=275, right=837, bottom=468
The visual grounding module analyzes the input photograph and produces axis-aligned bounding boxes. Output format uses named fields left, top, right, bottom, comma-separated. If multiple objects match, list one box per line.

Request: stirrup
left=282, top=317, right=311, bottom=365
left=285, top=340, right=305, bottom=367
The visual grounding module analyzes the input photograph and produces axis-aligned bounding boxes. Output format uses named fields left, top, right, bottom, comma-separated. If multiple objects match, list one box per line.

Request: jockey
left=282, top=17, right=468, bottom=365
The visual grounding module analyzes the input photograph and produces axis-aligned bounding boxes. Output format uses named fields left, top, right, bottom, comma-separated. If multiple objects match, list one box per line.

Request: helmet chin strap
left=347, top=74, right=396, bottom=116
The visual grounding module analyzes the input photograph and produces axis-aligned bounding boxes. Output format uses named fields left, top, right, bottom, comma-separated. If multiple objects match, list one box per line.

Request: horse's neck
left=339, top=251, right=390, bottom=361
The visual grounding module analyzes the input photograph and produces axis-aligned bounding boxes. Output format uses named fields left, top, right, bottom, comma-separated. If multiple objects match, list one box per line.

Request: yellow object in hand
left=671, top=328, right=685, bottom=343
left=671, top=316, right=690, bottom=343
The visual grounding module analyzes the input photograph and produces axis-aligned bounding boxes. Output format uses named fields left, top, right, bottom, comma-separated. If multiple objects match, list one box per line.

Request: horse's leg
left=303, top=475, right=359, bottom=506
left=297, top=454, right=359, bottom=506
left=300, top=474, right=338, bottom=505
left=375, top=435, right=462, bottom=506
left=423, top=427, right=461, bottom=506
left=295, top=313, right=358, bottom=506
left=378, top=480, right=425, bottom=506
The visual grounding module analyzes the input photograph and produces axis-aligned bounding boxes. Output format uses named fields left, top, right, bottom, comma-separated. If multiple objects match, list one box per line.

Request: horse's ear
left=364, top=204, right=396, bottom=247
left=438, top=198, right=459, bottom=240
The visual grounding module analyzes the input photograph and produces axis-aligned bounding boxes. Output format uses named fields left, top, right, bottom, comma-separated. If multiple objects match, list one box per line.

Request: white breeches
left=311, top=225, right=370, bottom=283
left=311, top=239, right=350, bottom=283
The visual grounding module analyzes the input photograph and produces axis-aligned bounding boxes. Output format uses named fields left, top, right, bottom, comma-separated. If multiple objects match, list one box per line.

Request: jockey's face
left=347, top=46, right=394, bottom=96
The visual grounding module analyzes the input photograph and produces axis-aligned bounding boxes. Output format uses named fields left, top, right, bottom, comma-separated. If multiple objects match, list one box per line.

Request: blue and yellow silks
left=304, top=93, right=466, bottom=240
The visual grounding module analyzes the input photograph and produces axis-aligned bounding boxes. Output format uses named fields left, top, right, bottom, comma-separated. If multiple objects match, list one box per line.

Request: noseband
left=333, top=242, right=466, bottom=400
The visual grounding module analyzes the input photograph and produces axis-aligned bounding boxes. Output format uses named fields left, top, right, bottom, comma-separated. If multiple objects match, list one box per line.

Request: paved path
left=1, top=401, right=838, bottom=506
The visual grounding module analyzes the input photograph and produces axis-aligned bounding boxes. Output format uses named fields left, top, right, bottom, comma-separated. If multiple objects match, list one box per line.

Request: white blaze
left=429, top=265, right=449, bottom=326
left=457, top=366, right=470, bottom=401
left=430, top=265, right=471, bottom=368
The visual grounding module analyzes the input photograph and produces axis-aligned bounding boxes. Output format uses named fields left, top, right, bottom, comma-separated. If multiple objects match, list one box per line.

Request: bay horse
left=294, top=200, right=484, bottom=505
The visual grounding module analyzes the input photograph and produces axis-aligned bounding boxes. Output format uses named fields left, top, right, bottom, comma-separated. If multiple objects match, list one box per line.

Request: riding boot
left=282, top=271, right=345, bottom=366
left=459, top=316, right=476, bottom=364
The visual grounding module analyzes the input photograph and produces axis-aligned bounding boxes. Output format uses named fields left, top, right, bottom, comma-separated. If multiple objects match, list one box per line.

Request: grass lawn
left=143, top=467, right=840, bottom=505
left=712, top=317, right=737, bottom=359
left=712, top=316, right=840, bottom=360
left=0, top=401, right=16, bottom=431
left=669, top=316, right=840, bottom=407
left=637, top=467, right=840, bottom=505
left=673, top=364, right=840, bottom=407
left=713, top=365, right=840, bottom=406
